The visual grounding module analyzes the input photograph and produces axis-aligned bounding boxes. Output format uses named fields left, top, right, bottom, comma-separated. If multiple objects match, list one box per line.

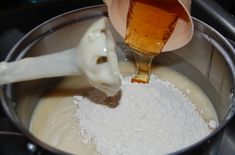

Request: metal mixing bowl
left=1, top=5, right=235, bottom=155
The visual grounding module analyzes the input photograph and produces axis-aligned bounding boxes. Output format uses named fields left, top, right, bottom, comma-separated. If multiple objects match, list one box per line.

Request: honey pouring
left=0, top=0, right=193, bottom=97
left=105, top=0, right=194, bottom=83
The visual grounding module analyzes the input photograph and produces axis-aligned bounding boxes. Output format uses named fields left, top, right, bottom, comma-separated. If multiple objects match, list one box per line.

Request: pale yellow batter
left=30, top=62, right=218, bottom=155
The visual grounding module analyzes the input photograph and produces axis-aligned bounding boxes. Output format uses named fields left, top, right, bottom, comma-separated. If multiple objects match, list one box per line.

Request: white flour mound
left=74, top=75, right=211, bottom=155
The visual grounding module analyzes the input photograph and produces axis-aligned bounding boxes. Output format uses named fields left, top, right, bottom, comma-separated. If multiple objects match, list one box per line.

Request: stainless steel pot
left=1, top=5, right=235, bottom=155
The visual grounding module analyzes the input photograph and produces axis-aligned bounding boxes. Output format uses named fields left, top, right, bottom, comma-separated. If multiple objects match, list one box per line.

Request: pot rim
left=1, top=4, right=235, bottom=155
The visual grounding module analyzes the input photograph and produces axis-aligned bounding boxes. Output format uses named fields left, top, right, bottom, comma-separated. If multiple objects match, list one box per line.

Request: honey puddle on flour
left=125, top=0, right=185, bottom=83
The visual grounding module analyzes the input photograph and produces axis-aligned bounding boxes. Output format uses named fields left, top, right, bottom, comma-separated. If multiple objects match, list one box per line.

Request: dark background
left=0, top=0, right=235, bottom=58
left=0, top=0, right=234, bottom=61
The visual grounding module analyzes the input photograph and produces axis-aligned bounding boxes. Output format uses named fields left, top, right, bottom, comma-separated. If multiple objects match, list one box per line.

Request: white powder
left=74, top=75, right=211, bottom=155
left=208, top=120, right=217, bottom=129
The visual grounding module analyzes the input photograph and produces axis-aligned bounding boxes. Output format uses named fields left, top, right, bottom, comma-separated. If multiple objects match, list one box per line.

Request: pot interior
left=1, top=5, right=234, bottom=155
